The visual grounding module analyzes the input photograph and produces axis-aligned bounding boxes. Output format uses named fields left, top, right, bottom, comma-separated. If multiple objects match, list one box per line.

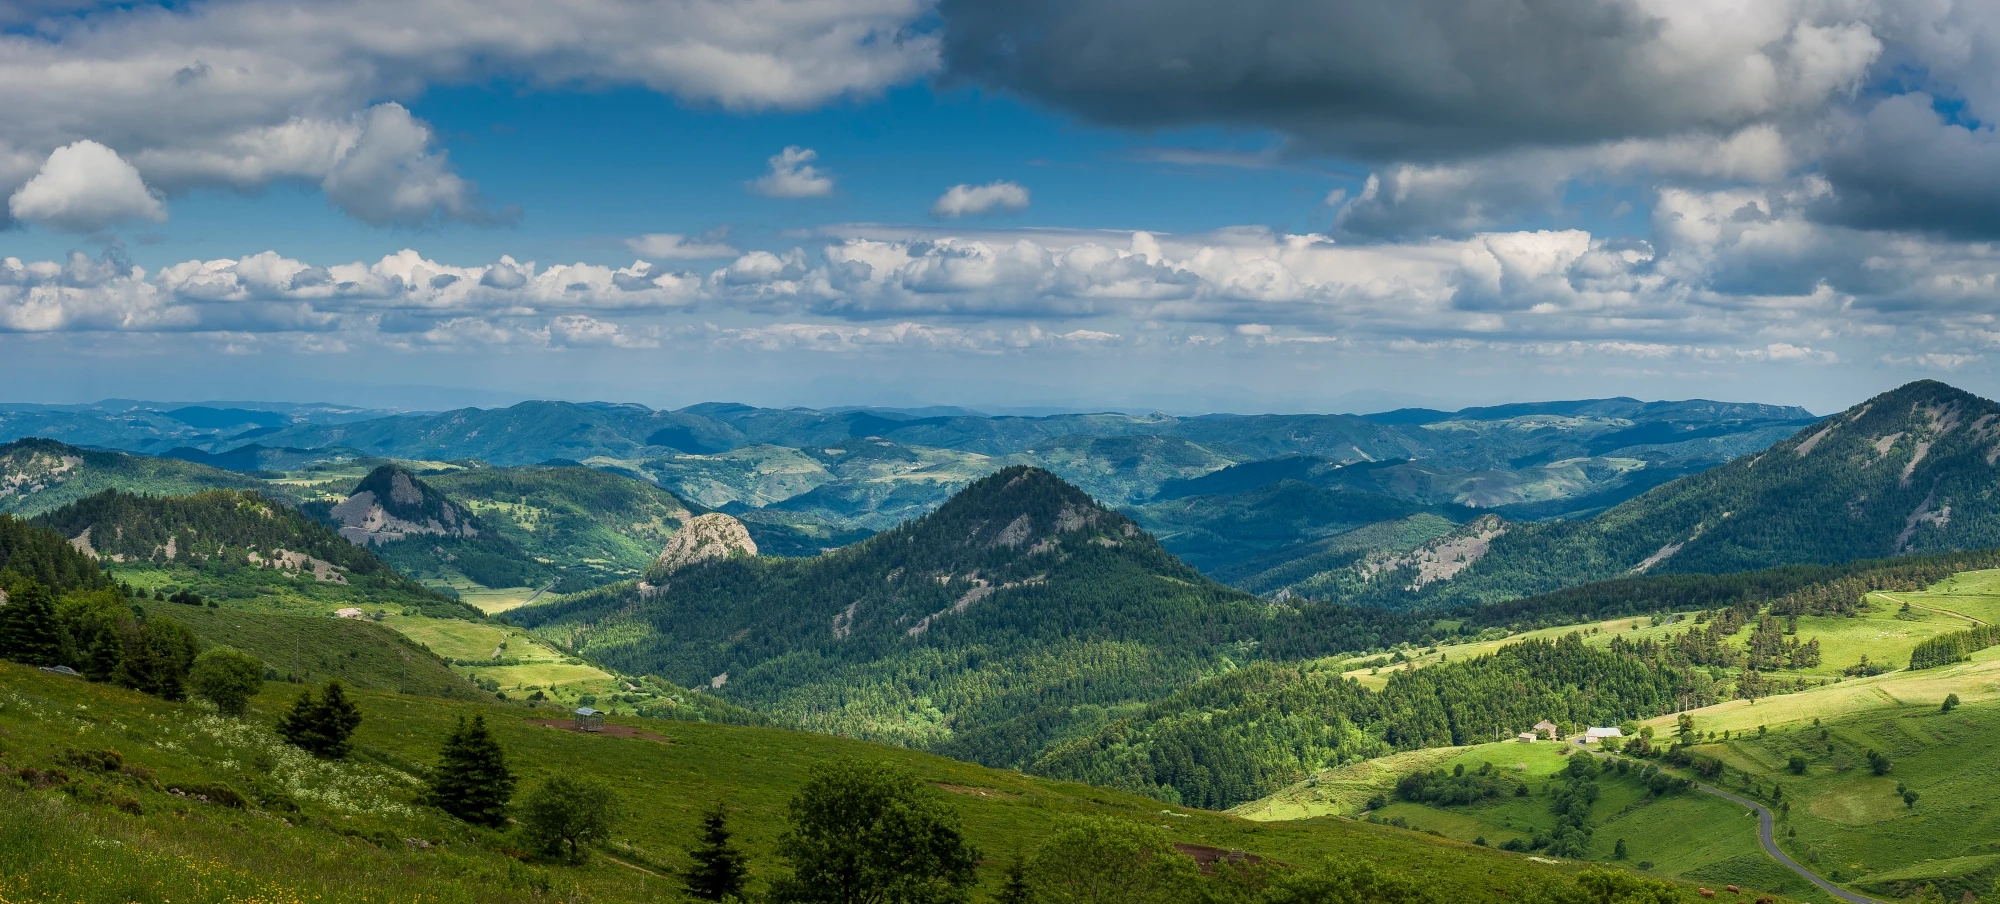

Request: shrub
left=519, top=774, right=619, bottom=864
left=190, top=647, right=266, bottom=717
left=769, top=761, right=978, bottom=904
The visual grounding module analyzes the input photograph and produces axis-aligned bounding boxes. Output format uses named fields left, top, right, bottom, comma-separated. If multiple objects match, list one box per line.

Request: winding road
left=1571, top=740, right=1887, bottom=904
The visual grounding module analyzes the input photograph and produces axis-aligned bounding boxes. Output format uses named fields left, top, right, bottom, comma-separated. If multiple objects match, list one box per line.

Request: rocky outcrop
left=652, top=512, right=758, bottom=574
left=328, top=465, right=478, bottom=546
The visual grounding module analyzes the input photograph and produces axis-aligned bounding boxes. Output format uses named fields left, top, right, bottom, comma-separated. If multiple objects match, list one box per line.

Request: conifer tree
left=995, top=855, right=1033, bottom=904
left=278, top=680, right=363, bottom=759
left=426, top=715, right=515, bottom=827
left=684, top=802, right=750, bottom=901
left=0, top=580, right=65, bottom=667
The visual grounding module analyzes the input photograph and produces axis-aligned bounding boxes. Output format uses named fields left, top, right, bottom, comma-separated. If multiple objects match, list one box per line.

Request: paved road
left=1571, top=740, right=1887, bottom=904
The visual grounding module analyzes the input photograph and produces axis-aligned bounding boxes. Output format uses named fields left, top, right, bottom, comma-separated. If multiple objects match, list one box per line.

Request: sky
left=4, top=1, right=2000, bottom=415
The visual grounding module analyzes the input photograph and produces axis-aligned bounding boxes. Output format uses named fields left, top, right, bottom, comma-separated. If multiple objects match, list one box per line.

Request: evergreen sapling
left=425, top=715, right=515, bottom=827
left=684, top=802, right=750, bottom=901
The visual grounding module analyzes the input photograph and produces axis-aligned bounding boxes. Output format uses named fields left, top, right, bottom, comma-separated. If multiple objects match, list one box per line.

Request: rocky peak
left=328, top=464, right=478, bottom=546
left=652, top=512, right=758, bottom=575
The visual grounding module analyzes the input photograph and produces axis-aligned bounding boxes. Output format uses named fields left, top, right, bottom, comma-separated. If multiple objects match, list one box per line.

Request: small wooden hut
left=573, top=706, right=605, bottom=732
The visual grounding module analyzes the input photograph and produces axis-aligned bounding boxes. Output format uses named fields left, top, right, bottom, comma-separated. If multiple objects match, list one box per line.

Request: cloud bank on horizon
left=2, top=0, right=2000, bottom=411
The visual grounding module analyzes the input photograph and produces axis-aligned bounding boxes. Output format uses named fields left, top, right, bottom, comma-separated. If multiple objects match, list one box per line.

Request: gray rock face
left=652, top=512, right=757, bottom=574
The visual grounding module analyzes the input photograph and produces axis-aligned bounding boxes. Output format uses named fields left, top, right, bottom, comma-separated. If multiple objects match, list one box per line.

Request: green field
left=1234, top=740, right=1831, bottom=902
left=0, top=664, right=1768, bottom=904
left=422, top=577, right=551, bottom=615
left=383, top=614, right=618, bottom=704
left=160, top=605, right=483, bottom=700
left=1682, top=700, right=2000, bottom=901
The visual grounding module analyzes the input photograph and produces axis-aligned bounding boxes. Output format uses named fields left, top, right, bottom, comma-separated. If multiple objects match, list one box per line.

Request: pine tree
left=995, top=855, right=1034, bottom=904
left=0, top=580, right=65, bottom=667
left=684, top=802, right=750, bottom=901
left=1612, top=838, right=1628, bottom=860
left=425, top=715, right=515, bottom=827
left=278, top=681, right=363, bottom=759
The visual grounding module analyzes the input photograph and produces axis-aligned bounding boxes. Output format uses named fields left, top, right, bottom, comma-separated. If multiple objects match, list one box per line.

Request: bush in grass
left=1026, top=815, right=1198, bottom=904
left=770, top=760, right=978, bottom=904
left=519, top=774, right=619, bottom=864
left=190, top=647, right=266, bottom=716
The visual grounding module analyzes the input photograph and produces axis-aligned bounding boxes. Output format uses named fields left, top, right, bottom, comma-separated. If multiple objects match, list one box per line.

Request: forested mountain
left=0, top=438, right=263, bottom=517
left=32, top=489, right=476, bottom=618
left=512, top=467, right=1310, bottom=759
left=1331, top=380, right=2000, bottom=611
left=419, top=465, right=700, bottom=588
left=1128, top=480, right=1475, bottom=574
left=0, top=513, right=110, bottom=594
left=1025, top=634, right=1708, bottom=809
left=307, top=464, right=547, bottom=590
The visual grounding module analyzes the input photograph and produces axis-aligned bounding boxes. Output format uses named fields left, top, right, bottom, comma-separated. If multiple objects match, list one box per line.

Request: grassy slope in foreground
left=0, top=665, right=1754, bottom=904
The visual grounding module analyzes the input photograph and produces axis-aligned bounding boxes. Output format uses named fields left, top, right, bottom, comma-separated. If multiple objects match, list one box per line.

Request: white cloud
left=930, top=180, right=1030, bottom=217
left=626, top=232, right=742, bottom=260
left=8, top=140, right=166, bottom=231
left=0, top=0, right=936, bottom=224
left=751, top=146, right=835, bottom=198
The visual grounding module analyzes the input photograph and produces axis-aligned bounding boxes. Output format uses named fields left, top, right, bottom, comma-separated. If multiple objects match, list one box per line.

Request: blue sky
left=4, top=1, right=2000, bottom=415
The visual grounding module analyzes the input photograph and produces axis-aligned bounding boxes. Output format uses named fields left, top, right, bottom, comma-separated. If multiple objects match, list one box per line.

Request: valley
left=5, top=380, right=2000, bottom=903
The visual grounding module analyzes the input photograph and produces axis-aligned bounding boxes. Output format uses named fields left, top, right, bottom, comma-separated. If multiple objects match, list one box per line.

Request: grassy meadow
left=0, top=664, right=1767, bottom=904
left=1671, top=698, right=2000, bottom=901
left=1233, top=739, right=1833, bottom=903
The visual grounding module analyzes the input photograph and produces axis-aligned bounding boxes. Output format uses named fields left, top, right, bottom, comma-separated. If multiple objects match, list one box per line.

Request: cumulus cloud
left=751, top=146, right=835, bottom=198
left=14, top=194, right=2000, bottom=372
left=8, top=141, right=166, bottom=232
left=626, top=232, right=742, bottom=260
left=0, top=0, right=936, bottom=224
left=931, top=180, right=1030, bottom=217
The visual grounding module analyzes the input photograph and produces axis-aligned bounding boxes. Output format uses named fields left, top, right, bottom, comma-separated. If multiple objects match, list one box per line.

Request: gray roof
left=574, top=707, right=600, bottom=716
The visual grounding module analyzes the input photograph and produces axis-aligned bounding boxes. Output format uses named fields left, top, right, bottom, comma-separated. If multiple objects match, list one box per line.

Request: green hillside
left=420, top=465, right=700, bottom=589
left=1128, top=479, right=1473, bottom=575
left=1235, top=740, right=1836, bottom=904
left=0, top=437, right=265, bottom=517
left=1316, top=381, right=2000, bottom=611
left=511, top=468, right=1277, bottom=753
left=0, top=663, right=1778, bottom=904
left=30, top=489, right=479, bottom=619
left=160, top=604, right=485, bottom=699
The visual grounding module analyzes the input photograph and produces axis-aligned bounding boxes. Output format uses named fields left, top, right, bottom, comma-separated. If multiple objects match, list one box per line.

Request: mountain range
left=0, top=393, right=1820, bottom=597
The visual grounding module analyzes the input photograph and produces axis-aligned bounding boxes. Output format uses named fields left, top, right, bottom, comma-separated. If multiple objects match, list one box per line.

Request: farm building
left=574, top=707, right=605, bottom=732
left=1583, top=727, right=1624, bottom=743
left=1516, top=732, right=1538, bottom=743
left=1533, top=720, right=1558, bottom=739
left=334, top=607, right=365, bottom=619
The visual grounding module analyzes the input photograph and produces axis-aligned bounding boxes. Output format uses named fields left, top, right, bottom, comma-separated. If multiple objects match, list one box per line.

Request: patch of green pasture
left=1674, top=700, right=2000, bottom=897
left=1338, top=616, right=1687, bottom=691
left=1643, top=645, right=2000, bottom=736
left=383, top=614, right=617, bottom=700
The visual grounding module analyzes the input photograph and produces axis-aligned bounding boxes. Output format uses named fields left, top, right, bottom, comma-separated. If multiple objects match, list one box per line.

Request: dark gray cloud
left=937, top=0, right=1866, bottom=160
left=1816, top=94, right=2000, bottom=240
